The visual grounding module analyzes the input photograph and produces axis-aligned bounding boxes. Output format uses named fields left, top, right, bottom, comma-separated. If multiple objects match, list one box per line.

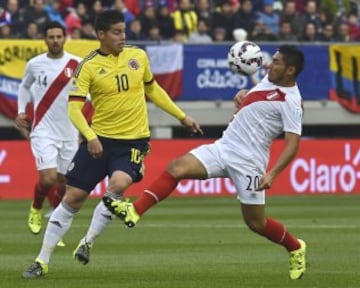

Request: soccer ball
left=227, top=41, right=263, bottom=76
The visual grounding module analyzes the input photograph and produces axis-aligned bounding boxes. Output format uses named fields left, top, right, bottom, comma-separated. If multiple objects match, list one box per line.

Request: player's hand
left=233, top=89, right=248, bottom=109
left=14, top=113, right=30, bottom=140
left=181, top=115, right=203, bottom=135
left=87, top=137, right=103, bottom=159
left=15, top=113, right=30, bottom=129
left=256, top=172, right=275, bottom=191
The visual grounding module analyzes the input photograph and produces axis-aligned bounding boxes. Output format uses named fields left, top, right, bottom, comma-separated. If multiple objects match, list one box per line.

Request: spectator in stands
left=229, top=0, right=240, bottom=14
left=127, top=17, right=146, bottom=40
left=347, top=12, right=360, bottom=40
left=112, top=0, right=135, bottom=34
left=88, top=0, right=104, bottom=24
left=251, top=19, right=278, bottom=41
left=0, top=22, right=14, bottom=38
left=4, top=0, right=24, bottom=37
left=147, top=22, right=162, bottom=41
left=298, top=0, right=322, bottom=38
left=172, top=0, right=198, bottom=37
left=80, top=19, right=96, bottom=39
left=280, top=0, right=301, bottom=36
left=45, top=0, right=66, bottom=28
left=301, top=22, right=322, bottom=42
left=23, top=20, right=41, bottom=39
left=188, top=18, right=212, bottom=43
left=0, top=6, right=11, bottom=26
left=123, top=0, right=141, bottom=16
left=195, top=0, right=213, bottom=26
left=173, top=30, right=187, bottom=42
left=212, top=0, right=236, bottom=41
left=212, top=26, right=226, bottom=42
left=58, top=0, right=73, bottom=16
left=335, top=22, right=351, bottom=42
left=278, top=20, right=298, bottom=41
left=233, top=0, right=256, bottom=36
left=256, top=0, right=280, bottom=36
left=157, top=0, right=175, bottom=39
left=64, top=2, right=89, bottom=36
left=23, top=0, right=50, bottom=35
left=69, top=26, right=81, bottom=39
left=138, top=1, right=158, bottom=38
left=318, top=23, right=335, bottom=41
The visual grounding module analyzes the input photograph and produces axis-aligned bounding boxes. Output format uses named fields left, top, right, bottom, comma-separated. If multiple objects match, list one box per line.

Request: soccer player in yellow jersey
left=22, top=10, right=202, bottom=279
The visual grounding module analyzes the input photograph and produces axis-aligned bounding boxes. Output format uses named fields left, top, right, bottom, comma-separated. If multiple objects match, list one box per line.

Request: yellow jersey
left=70, top=46, right=153, bottom=140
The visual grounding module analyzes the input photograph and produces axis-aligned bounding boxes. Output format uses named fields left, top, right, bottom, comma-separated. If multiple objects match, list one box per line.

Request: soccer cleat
left=28, top=206, right=42, bottom=234
left=102, top=196, right=140, bottom=228
left=22, top=259, right=48, bottom=279
left=289, top=239, right=306, bottom=280
left=73, top=241, right=92, bottom=265
left=57, top=239, right=66, bottom=247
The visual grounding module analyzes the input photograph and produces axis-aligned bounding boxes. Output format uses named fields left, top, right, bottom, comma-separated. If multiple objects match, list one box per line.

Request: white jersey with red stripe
left=218, top=75, right=303, bottom=170
left=19, top=52, right=81, bottom=140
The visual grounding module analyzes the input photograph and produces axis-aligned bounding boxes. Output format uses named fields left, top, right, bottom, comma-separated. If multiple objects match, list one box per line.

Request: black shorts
left=66, top=136, right=150, bottom=193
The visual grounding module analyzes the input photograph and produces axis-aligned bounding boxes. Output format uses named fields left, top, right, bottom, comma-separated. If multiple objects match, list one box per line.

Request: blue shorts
left=66, top=136, right=150, bottom=193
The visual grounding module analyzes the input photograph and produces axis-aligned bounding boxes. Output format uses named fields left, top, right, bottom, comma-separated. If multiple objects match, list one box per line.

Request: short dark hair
left=278, top=45, right=305, bottom=77
left=94, top=10, right=125, bottom=32
left=43, top=21, right=66, bottom=37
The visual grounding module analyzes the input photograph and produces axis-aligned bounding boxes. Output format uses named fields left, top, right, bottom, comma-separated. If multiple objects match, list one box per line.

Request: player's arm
left=68, top=96, right=96, bottom=141
left=145, top=80, right=203, bottom=134
left=68, top=61, right=103, bottom=158
left=256, top=132, right=300, bottom=191
left=15, top=64, right=34, bottom=138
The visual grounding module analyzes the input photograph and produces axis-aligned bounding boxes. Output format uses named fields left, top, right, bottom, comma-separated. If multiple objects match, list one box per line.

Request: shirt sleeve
left=17, top=62, right=34, bottom=113
left=282, top=97, right=303, bottom=136
left=143, top=50, right=154, bottom=84
left=69, top=60, right=91, bottom=99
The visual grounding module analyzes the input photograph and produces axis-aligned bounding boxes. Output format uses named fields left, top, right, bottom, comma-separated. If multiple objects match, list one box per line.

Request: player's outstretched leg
left=22, top=259, right=48, bottom=279
left=102, top=197, right=140, bottom=228
left=289, top=239, right=306, bottom=280
left=73, top=240, right=92, bottom=265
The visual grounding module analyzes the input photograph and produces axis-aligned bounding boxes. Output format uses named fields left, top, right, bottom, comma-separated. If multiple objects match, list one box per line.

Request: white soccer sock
left=37, top=202, right=76, bottom=264
left=79, top=200, right=114, bottom=246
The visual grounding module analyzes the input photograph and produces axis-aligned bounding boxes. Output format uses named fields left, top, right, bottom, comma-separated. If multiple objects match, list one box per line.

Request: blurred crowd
left=0, top=0, right=359, bottom=43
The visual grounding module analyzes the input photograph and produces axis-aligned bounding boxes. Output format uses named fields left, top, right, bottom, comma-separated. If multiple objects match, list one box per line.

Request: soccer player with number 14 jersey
left=15, top=21, right=82, bottom=247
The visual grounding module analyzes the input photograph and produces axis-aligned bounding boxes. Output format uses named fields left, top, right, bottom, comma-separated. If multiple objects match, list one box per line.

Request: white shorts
left=190, top=141, right=265, bottom=205
left=30, top=136, right=78, bottom=174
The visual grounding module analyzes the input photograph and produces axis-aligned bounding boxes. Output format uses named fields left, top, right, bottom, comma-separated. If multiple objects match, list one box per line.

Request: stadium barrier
left=1, top=139, right=360, bottom=199
left=3, top=40, right=359, bottom=119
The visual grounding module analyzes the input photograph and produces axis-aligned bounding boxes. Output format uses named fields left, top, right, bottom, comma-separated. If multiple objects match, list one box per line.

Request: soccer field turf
left=0, top=195, right=359, bottom=288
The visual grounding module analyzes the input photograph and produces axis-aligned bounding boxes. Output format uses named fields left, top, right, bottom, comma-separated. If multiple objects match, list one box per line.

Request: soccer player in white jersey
left=106, top=45, right=307, bottom=280
left=15, top=21, right=81, bottom=244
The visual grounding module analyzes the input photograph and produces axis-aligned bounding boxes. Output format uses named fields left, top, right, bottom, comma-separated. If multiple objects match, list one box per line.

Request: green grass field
left=0, top=195, right=359, bottom=288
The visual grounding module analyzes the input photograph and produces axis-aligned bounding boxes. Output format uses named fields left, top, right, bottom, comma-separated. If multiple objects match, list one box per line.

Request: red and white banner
left=146, top=44, right=183, bottom=99
left=1, top=139, right=360, bottom=199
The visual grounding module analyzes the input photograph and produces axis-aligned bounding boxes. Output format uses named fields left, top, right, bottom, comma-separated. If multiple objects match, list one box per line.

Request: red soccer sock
left=262, top=217, right=301, bottom=252
left=133, top=171, right=178, bottom=215
left=48, top=185, right=65, bottom=208
left=32, top=182, right=50, bottom=210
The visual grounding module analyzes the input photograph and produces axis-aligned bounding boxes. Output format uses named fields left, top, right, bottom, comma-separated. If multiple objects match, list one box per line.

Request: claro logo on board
left=291, top=143, right=360, bottom=193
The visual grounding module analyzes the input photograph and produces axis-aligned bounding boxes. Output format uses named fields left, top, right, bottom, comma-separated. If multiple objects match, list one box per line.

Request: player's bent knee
left=166, top=159, right=189, bottom=180
left=62, top=186, right=88, bottom=209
